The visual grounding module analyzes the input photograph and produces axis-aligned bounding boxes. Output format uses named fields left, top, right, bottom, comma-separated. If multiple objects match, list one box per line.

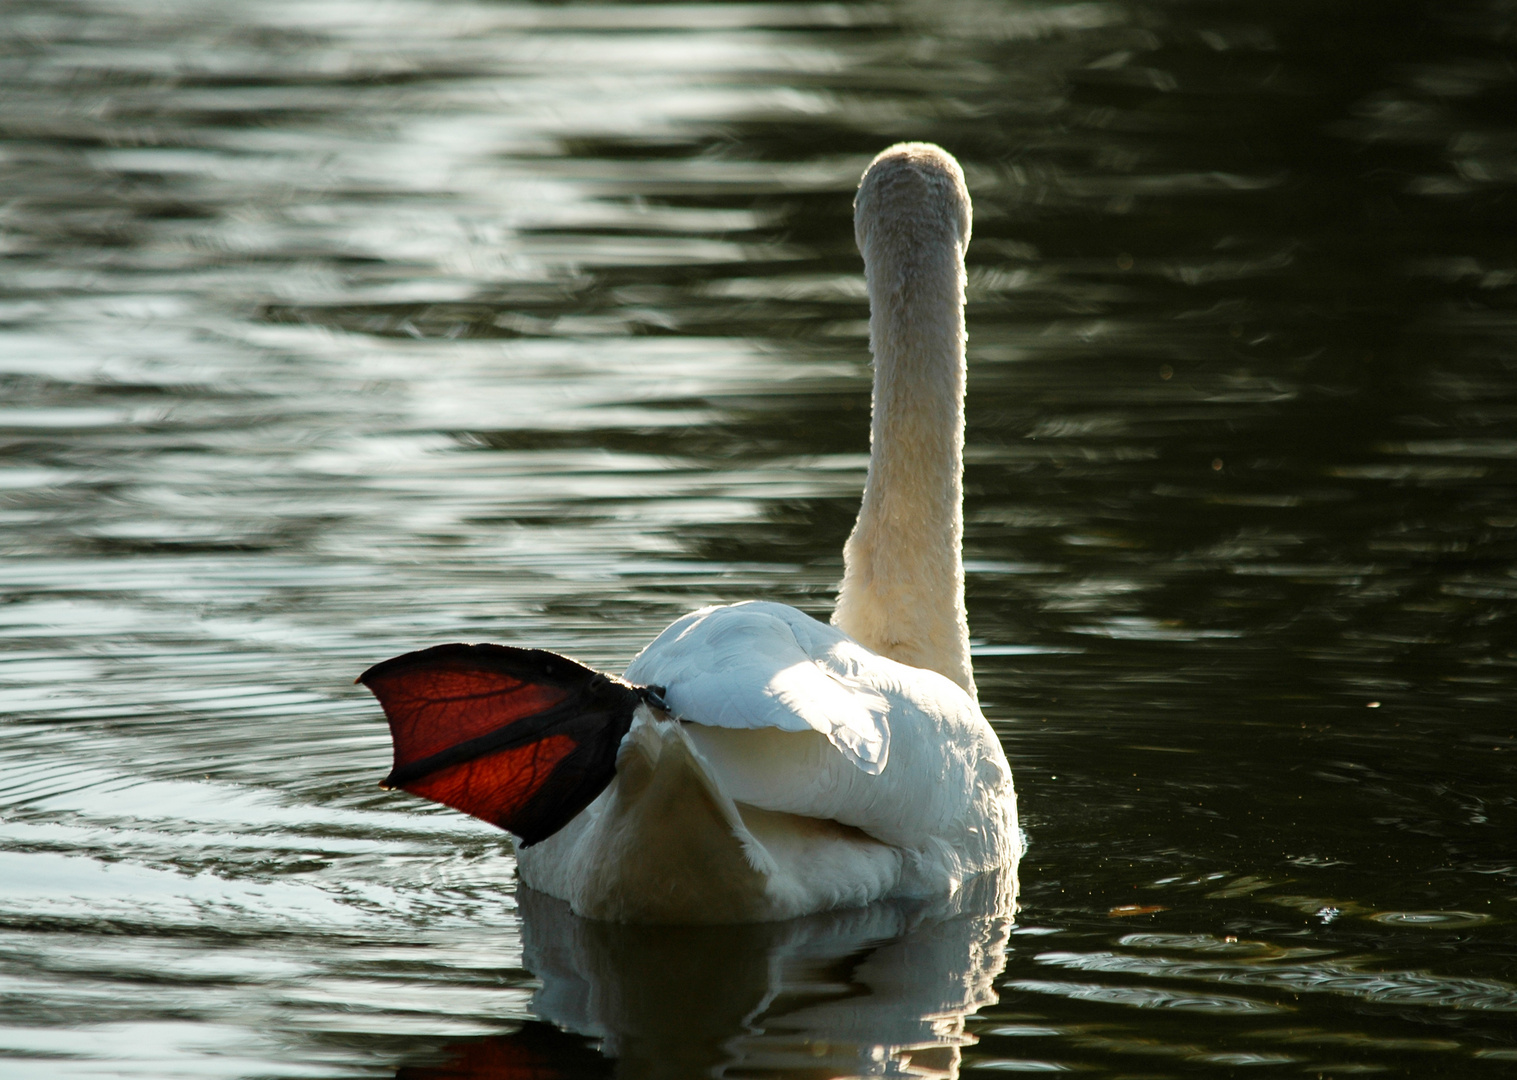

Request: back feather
left=624, top=602, right=892, bottom=773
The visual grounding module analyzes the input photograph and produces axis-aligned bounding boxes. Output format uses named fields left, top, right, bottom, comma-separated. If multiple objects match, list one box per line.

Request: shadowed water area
left=1, top=0, right=1515, bottom=1075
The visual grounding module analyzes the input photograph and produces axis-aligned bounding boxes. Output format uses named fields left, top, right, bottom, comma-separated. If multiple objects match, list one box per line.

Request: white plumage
left=515, top=143, right=1021, bottom=923
left=631, top=601, right=893, bottom=773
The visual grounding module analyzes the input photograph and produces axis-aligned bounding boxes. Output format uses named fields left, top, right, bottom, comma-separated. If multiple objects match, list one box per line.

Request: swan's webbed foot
left=360, top=643, right=647, bottom=845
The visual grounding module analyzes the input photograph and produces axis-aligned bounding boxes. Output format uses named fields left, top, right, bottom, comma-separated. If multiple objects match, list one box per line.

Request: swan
left=360, top=143, right=1020, bottom=923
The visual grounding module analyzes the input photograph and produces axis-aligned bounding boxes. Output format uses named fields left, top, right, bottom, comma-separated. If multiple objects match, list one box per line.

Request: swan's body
left=364, top=143, right=1020, bottom=924
left=517, top=601, right=1017, bottom=921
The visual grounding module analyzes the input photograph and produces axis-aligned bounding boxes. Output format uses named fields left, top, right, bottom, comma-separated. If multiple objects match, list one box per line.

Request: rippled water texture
left=2, top=0, right=1515, bottom=1076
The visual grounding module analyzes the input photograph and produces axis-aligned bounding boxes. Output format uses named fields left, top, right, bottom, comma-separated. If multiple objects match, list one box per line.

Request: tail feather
left=519, top=716, right=902, bottom=922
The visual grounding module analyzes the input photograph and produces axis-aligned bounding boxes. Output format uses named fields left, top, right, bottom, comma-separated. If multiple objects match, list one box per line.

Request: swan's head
left=853, top=143, right=972, bottom=265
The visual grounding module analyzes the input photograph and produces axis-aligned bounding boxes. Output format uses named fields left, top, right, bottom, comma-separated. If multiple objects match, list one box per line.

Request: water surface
left=1, top=0, right=1515, bottom=1076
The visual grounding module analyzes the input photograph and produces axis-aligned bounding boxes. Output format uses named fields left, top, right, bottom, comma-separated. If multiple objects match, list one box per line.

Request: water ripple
left=1038, top=946, right=1517, bottom=1012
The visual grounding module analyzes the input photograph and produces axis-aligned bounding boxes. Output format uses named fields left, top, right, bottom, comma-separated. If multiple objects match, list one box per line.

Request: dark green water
left=1, top=0, right=1514, bottom=1076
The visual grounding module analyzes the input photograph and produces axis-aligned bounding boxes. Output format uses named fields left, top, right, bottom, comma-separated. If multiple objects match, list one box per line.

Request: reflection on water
left=440, top=873, right=1015, bottom=1080
left=1, top=0, right=1516, bottom=1075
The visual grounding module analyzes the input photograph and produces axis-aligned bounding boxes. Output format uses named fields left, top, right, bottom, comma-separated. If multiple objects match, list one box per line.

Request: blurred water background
left=1, top=0, right=1515, bottom=1076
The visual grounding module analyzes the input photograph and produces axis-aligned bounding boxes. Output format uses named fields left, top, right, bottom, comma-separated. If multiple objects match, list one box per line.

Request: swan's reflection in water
left=400, top=869, right=1017, bottom=1079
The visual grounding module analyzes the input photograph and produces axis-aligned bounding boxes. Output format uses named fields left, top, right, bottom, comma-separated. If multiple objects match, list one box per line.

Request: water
left=1, top=0, right=1514, bottom=1075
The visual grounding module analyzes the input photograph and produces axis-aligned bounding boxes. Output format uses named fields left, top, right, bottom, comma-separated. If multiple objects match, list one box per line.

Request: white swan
left=361, top=143, right=1020, bottom=923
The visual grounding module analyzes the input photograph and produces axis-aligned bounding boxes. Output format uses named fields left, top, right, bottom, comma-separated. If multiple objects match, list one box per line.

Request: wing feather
left=624, top=602, right=891, bottom=773
left=622, top=602, right=1008, bottom=859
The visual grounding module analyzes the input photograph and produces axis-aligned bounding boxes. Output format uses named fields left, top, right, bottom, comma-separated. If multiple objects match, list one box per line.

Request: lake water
left=2, top=0, right=1515, bottom=1076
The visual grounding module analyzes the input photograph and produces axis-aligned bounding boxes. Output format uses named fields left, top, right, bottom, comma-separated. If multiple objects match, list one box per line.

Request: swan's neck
left=833, top=222, right=973, bottom=698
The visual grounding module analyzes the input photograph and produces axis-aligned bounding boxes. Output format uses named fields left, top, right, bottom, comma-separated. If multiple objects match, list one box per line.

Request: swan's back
left=627, top=602, right=1014, bottom=866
